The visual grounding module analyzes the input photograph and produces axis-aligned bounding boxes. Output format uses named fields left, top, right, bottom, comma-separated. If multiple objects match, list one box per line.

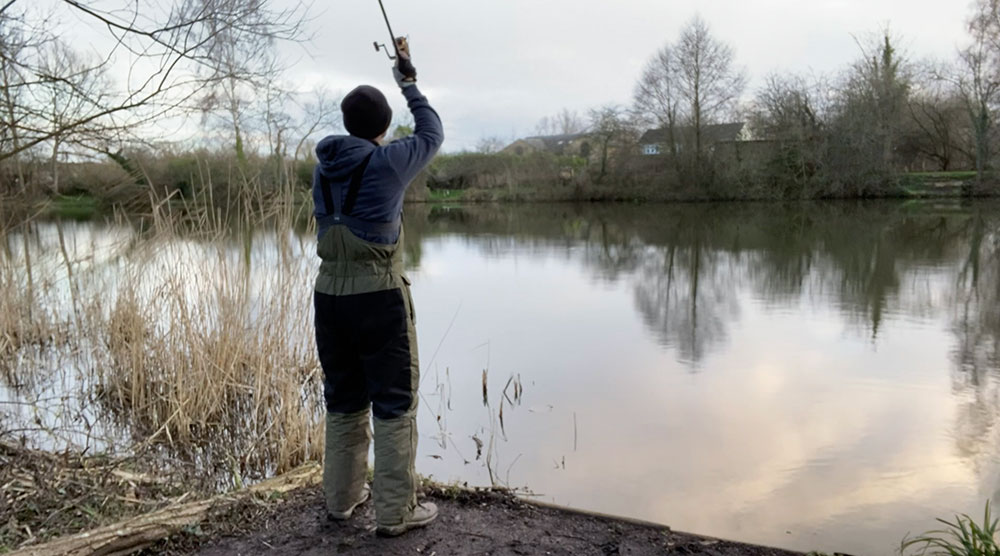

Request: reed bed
left=2, top=183, right=325, bottom=488
left=93, top=189, right=323, bottom=481
left=0, top=221, right=70, bottom=389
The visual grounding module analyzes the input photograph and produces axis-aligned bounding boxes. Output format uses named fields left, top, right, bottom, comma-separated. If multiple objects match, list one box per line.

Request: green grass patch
left=901, top=501, right=999, bottom=556
left=427, top=188, right=467, bottom=202
left=48, top=194, right=100, bottom=219
left=897, top=171, right=976, bottom=198
left=904, top=171, right=978, bottom=180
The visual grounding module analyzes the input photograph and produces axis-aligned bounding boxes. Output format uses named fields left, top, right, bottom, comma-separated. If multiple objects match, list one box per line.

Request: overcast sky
left=277, top=0, right=972, bottom=151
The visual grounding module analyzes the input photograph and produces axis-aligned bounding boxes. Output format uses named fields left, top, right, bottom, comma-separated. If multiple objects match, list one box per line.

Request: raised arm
left=382, top=37, right=444, bottom=184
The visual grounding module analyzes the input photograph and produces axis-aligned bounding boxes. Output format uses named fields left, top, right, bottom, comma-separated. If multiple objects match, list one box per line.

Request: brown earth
left=178, top=485, right=803, bottom=556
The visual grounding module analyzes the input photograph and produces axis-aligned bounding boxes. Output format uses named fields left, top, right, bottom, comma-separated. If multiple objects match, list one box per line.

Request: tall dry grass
left=0, top=220, right=69, bottom=387
left=94, top=185, right=323, bottom=481
left=2, top=180, right=324, bottom=485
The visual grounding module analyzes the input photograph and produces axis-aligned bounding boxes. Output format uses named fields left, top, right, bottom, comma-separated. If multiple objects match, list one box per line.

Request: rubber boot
left=374, top=409, right=433, bottom=534
left=324, top=409, right=371, bottom=519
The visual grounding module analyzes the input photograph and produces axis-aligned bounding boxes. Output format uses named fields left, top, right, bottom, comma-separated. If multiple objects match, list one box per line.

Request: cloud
left=286, top=1, right=968, bottom=150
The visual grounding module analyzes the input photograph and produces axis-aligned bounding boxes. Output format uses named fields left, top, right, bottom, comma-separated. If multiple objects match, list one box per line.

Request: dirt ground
left=180, top=486, right=803, bottom=556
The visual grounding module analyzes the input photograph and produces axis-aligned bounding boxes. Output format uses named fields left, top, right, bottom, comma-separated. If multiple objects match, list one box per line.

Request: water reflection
left=632, top=246, right=742, bottom=364
left=3, top=201, right=1000, bottom=555
left=399, top=201, right=1000, bottom=554
left=404, top=202, right=1000, bottom=366
left=948, top=212, right=1000, bottom=508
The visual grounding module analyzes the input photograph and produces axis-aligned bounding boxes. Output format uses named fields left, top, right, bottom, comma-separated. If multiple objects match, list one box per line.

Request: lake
left=3, top=200, right=999, bottom=555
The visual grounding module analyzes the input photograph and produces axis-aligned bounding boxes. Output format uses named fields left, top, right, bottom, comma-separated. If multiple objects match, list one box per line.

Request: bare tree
left=535, top=108, right=586, bottom=136
left=0, top=0, right=307, bottom=169
left=476, top=136, right=506, bottom=154
left=674, top=16, right=748, bottom=157
left=633, top=45, right=681, bottom=159
left=632, top=15, right=747, bottom=163
left=588, top=105, right=630, bottom=180
left=35, top=41, right=113, bottom=192
left=958, top=0, right=1000, bottom=179
left=748, top=73, right=827, bottom=193
left=823, top=28, right=911, bottom=193
left=258, top=76, right=293, bottom=185
left=192, top=0, right=302, bottom=167
left=257, top=84, right=341, bottom=188
left=857, top=30, right=910, bottom=167
left=750, top=74, right=824, bottom=141
left=905, top=65, right=970, bottom=171
left=264, top=84, right=291, bottom=161
left=0, top=6, right=53, bottom=190
left=290, top=88, right=340, bottom=163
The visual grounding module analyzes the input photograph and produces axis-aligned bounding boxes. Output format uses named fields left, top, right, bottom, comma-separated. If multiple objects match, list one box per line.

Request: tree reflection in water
left=949, top=211, right=1000, bottom=503
left=405, top=201, right=1000, bottom=500
left=6, top=200, right=1000, bottom=553
left=407, top=202, right=999, bottom=365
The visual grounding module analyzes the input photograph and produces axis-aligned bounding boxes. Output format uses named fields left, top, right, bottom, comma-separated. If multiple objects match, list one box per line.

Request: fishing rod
left=373, top=0, right=416, bottom=79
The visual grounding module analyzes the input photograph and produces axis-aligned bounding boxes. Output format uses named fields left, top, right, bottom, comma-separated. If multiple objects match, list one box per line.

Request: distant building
left=502, top=133, right=593, bottom=158
left=639, top=123, right=750, bottom=155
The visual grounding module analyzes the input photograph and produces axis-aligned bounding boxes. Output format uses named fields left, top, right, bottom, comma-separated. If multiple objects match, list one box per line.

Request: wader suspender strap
left=321, top=150, right=375, bottom=219
left=319, top=169, right=335, bottom=222
left=317, top=149, right=401, bottom=237
left=343, top=150, right=376, bottom=216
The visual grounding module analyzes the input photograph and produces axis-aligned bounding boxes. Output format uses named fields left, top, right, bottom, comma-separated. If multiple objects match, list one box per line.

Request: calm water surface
left=6, top=201, right=1000, bottom=555
left=405, top=202, right=1000, bottom=556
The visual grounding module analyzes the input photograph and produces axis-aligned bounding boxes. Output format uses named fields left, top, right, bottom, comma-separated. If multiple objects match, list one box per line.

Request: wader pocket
left=400, top=276, right=416, bottom=325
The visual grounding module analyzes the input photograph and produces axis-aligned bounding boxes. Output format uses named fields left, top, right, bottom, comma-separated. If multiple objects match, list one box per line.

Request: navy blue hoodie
left=312, top=85, right=443, bottom=243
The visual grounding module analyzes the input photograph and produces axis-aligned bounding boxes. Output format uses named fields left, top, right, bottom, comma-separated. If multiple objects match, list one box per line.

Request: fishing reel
left=373, top=41, right=398, bottom=61
left=374, top=35, right=410, bottom=60
left=374, top=36, right=416, bottom=80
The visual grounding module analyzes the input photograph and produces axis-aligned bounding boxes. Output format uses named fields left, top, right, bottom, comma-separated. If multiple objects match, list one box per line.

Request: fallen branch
left=10, top=463, right=321, bottom=556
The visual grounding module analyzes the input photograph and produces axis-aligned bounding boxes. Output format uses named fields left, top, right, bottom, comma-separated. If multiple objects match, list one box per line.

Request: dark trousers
left=314, top=288, right=415, bottom=420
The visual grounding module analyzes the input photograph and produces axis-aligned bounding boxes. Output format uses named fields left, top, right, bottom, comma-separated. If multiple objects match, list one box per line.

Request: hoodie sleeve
left=382, top=85, right=444, bottom=185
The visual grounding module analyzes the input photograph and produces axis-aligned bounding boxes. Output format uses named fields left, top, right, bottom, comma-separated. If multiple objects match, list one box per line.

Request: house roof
left=640, top=123, right=745, bottom=145
left=504, top=132, right=590, bottom=153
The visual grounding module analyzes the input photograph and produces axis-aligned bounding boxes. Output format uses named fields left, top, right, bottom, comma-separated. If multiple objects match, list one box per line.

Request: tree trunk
left=2, top=61, right=25, bottom=192
left=50, top=137, right=61, bottom=194
left=975, top=118, right=988, bottom=184
left=599, top=137, right=610, bottom=181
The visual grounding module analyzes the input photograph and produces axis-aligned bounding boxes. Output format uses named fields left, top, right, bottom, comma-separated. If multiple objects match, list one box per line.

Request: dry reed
left=0, top=222, right=69, bottom=388
left=0, top=442, right=187, bottom=549
left=2, top=181, right=324, bottom=487
left=92, top=186, right=324, bottom=481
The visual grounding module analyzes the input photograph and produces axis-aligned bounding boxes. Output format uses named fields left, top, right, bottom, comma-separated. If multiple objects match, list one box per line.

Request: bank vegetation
left=5, top=1, right=1000, bottom=218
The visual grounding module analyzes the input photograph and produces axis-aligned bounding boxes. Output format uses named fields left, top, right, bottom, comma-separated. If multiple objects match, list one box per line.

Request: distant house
left=502, top=133, right=593, bottom=159
left=639, top=123, right=750, bottom=155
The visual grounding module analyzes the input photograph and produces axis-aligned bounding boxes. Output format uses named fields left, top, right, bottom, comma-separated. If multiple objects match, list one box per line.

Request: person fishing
left=312, top=33, right=443, bottom=536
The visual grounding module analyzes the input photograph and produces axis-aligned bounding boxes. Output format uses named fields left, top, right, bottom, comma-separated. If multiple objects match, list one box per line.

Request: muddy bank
left=180, top=485, right=802, bottom=556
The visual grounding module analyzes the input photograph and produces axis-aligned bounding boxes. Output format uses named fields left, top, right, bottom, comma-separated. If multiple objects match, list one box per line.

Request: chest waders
left=314, top=150, right=420, bottom=527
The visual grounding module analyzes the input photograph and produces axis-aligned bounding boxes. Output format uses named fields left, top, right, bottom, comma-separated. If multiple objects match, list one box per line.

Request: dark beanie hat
left=341, top=85, right=392, bottom=140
